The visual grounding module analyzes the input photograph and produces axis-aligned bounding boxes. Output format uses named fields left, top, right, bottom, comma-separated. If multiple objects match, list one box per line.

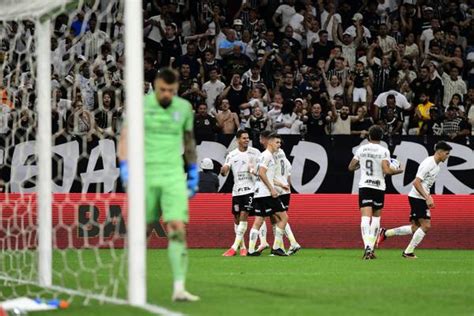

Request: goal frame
left=0, top=0, right=150, bottom=311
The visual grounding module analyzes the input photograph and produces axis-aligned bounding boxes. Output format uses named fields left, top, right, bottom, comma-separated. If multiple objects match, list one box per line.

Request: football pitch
left=7, top=249, right=474, bottom=316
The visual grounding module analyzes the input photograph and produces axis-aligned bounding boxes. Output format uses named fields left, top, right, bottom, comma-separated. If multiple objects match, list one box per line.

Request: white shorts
left=353, top=87, right=367, bottom=103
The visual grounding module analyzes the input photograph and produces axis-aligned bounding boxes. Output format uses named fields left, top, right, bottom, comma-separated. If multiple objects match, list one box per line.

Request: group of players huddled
left=220, top=124, right=452, bottom=259
left=221, top=130, right=301, bottom=257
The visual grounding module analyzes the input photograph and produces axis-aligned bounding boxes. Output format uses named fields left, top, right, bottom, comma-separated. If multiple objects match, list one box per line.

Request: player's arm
left=382, top=160, right=404, bottom=175
left=258, top=166, right=278, bottom=198
left=183, top=103, right=199, bottom=197
left=412, top=164, right=435, bottom=208
left=274, top=179, right=290, bottom=191
left=348, top=158, right=360, bottom=172
left=220, top=154, right=231, bottom=176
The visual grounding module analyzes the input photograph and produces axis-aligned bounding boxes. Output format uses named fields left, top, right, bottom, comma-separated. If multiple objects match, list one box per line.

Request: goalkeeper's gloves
left=119, top=160, right=129, bottom=185
left=186, top=163, right=199, bottom=198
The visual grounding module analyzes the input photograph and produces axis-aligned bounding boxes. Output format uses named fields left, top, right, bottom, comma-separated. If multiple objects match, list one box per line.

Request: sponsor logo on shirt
left=365, top=179, right=381, bottom=187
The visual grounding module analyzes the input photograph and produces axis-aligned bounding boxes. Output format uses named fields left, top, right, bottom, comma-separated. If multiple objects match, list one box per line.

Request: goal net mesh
left=0, top=0, right=130, bottom=306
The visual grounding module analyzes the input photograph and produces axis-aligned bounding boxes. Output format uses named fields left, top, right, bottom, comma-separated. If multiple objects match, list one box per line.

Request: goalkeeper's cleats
left=172, top=290, right=200, bottom=302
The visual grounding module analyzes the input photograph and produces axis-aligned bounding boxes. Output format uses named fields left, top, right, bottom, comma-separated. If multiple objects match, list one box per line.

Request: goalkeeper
left=118, top=68, right=200, bottom=302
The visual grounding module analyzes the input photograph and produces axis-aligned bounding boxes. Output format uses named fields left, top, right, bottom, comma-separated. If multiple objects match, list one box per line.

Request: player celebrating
left=248, top=133, right=288, bottom=256
left=257, top=131, right=301, bottom=255
left=348, top=126, right=403, bottom=259
left=118, top=68, right=199, bottom=302
left=221, top=130, right=261, bottom=257
left=376, top=141, right=452, bottom=259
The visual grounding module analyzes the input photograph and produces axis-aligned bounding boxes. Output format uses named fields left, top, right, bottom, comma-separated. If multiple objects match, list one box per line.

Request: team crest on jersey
left=173, top=112, right=181, bottom=122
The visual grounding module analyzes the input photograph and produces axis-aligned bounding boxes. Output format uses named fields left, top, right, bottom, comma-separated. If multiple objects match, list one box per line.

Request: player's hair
left=435, top=141, right=452, bottom=152
left=156, top=67, right=178, bottom=84
left=368, top=125, right=383, bottom=141
left=260, top=130, right=273, bottom=139
left=236, top=129, right=249, bottom=139
left=268, top=132, right=281, bottom=140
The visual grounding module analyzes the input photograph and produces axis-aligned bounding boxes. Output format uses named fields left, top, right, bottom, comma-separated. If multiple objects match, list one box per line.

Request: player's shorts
left=409, top=197, right=431, bottom=221
left=254, top=196, right=286, bottom=217
left=232, top=193, right=254, bottom=215
left=358, top=188, right=385, bottom=210
left=353, top=87, right=367, bottom=103
left=279, top=194, right=291, bottom=211
left=145, top=174, right=188, bottom=224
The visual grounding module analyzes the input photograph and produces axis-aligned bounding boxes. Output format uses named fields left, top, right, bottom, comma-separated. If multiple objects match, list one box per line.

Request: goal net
left=0, top=0, right=158, bottom=312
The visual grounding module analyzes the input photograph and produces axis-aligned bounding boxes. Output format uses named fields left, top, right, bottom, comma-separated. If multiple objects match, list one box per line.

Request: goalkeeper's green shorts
left=145, top=174, right=189, bottom=224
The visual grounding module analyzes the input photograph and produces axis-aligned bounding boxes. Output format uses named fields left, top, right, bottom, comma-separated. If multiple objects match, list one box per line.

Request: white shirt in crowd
left=344, top=25, right=371, bottom=39
left=275, top=112, right=297, bottom=135
left=374, top=90, right=412, bottom=110
left=408, top=156, right=441, bottom=200
left=275, top=4, right=296, bottom=32
left=331, top=114, right=352, bottom=135
left=320, top=11, right=341, bottom=42
left=353, top=142, right=390, bottom=191
left=420, top=28, right=434, bottom=54
left=146, top=15, right=166, bottom=43
left=254, top=150, right=277, bottom=198
left=441, top=73, right=467, bottom=106
left=224, top=147, right=261, bottom=196
left=202, top=79, right=226, bottom=111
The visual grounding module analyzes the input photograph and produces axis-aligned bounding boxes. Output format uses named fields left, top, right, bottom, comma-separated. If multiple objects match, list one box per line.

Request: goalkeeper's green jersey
left=143, top=93, right=193, bottom=178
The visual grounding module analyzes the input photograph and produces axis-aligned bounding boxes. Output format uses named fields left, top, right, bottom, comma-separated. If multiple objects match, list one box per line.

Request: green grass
left=3, top=249, right=474, bottom=316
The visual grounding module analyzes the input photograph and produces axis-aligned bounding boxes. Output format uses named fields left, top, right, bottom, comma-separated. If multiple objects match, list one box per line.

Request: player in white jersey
left=248, top=133, right=288, bottom=256
left=256, top=131, right=301, bottom=255
left=376, top=141, right=452, bottom=259
left=221, top=130, right=261, bottom=257
left=348, top=126, right=403, bottom=259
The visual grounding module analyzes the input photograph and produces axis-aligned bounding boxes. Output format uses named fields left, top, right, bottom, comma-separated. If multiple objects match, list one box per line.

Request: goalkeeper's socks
left=405, top=228, right=426, bottom=254
left=259, top=221, right=267, bottom=245
left=369, top=216, right=380, bottom=250
left=272, top=227, right=285, bottom=250
left=386, top=225, right=413, bottom=237
left=248, top=228, right=259, bottom=253
left=284, top=223, right=298, bottom=247
left=173, top=280, right=185, bottom=294
left=168, top=231, right=188, bottom=286
left=360, top=216, right=371, bottom=250
left=231, top=221, right=248, bottom=250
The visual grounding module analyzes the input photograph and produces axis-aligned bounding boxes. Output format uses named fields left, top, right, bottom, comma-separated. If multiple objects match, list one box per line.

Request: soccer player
left=257, top=131, right=301, bottom=255
left=221, top=130, right=261, bottom=257
left=377, top=141, right=452, bottom=259
left=348, top=125, right=403, bottom=259
left=248, top=133, right=288, bottom=256
left=118, top=68, right=200, bottom=302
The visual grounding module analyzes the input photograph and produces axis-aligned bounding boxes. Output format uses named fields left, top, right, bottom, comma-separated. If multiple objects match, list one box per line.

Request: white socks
left=361, top=216, right=371, bottom=250
left=368, top=217, right=380, bottom=250
left=248, top=228, right=259, bottom=253
left=231, top=221, right=248, bottom=250
left=405, top=228, right=426, bottom=254
left=259, top=221, right=268, bottom=245
left=272, top=227, right=285, bottom=250
left=173, top=280, right=185, bottom=294
left=285, top=223, right=298, bottom=247
left=386, top=225, right=413, bottom=237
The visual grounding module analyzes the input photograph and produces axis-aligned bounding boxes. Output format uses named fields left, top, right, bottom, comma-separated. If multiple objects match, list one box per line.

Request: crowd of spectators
left=0, top=0, right=473, bottom=148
